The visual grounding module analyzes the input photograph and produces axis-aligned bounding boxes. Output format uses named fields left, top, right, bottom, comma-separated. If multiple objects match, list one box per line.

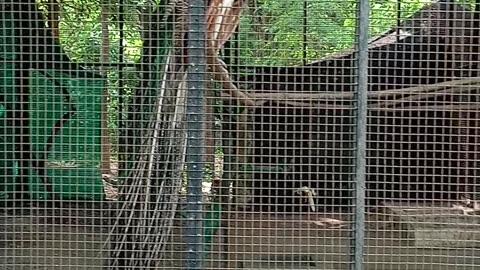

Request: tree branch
left=222, top=77, right=480, bottom=109
left=206, top=47, right=256, bottom=107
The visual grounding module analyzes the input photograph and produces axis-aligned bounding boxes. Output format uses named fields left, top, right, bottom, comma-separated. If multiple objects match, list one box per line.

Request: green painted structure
left=0, top=8, right=105, bottom=201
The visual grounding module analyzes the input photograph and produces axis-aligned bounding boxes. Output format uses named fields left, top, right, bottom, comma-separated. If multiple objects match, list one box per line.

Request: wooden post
left=234, top=109, right=254, bottom=209
left=225, top=108, right=254, bottom=269
left=221, top=108, right=234, bottom=269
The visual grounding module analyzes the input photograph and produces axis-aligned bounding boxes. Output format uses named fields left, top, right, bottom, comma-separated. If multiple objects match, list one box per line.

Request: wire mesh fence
left=0, top=0, right=479, bottom=269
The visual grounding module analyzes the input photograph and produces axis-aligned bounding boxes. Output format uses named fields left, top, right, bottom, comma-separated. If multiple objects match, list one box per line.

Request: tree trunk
left=47, top=0, right=60, bottom=38
left=100, top=1, right=111, bottom=176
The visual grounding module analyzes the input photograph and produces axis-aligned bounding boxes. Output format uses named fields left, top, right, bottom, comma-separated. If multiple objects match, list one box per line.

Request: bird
left=296, top=186, right=317, bottom=212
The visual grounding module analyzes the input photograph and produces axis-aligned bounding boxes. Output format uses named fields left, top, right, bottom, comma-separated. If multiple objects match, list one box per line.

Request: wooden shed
left=227, top=0, right=480, bottom=212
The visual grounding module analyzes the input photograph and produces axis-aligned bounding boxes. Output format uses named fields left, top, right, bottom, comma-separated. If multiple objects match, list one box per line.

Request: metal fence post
left=353, top=0, right=370, bottom=269
left=185, top=0, right=207, bottom=268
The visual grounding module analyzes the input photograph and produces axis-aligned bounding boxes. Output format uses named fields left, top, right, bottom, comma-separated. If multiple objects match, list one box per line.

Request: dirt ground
left=0, top=201, right=222, bottom=270
left=0, top=203, right=111, bottom=270
left=2, top=201, right=480, bottom=270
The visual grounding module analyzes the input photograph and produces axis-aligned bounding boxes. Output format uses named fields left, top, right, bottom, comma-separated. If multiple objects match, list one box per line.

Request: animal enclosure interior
left=234, top=0, right=480, bottom=212
left=0, top=0, right=480, bottom=269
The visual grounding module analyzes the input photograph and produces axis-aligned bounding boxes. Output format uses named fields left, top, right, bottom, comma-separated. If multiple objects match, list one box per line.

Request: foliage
left=33, top=0, right=478, bottom=149
left=57, top=0, right=143, bottom=64
left=237, top=0, right=356, bottom=65
left=237, top=0, right=437, bottom=66
left=51, top=0, right=452, bottom=69
left=38, top=0, right=143, bottom=146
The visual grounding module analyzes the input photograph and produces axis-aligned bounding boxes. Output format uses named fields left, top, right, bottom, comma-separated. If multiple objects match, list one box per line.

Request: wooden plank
left=373, top=202, right=480, bottom=248
left=414, top=228, right=480, bottom=248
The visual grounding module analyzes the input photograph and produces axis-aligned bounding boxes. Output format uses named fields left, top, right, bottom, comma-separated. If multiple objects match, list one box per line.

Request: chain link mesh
left=0, top=0, right=479, bottom=269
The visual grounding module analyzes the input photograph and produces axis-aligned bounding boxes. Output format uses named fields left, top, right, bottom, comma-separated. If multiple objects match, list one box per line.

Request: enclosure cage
left=0, top=0, right=480, bottom=269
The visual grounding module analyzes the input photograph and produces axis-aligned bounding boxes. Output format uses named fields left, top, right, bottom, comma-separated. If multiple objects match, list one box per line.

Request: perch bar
left=247, top=77, right=480, bottom=102
left=236, top=77, right=480, bottom=109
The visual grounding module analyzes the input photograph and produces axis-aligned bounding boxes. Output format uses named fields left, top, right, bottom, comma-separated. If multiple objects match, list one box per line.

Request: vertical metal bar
left=353, top=0, right=369, bottom=269
left=302, top=0, right=308, bottom=65
left=232, top=28, right=239, bottom=81
left=396, top=0, right=401, bottom=42
left=117, top=0, right=125, bottom=176
left=475, top=0, right=480, bottom=208
left=185, top=0, right=206, bottom=268
left=15, top=3, right=33, bottom=202
left=118, top=0, right=125, bottom=130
